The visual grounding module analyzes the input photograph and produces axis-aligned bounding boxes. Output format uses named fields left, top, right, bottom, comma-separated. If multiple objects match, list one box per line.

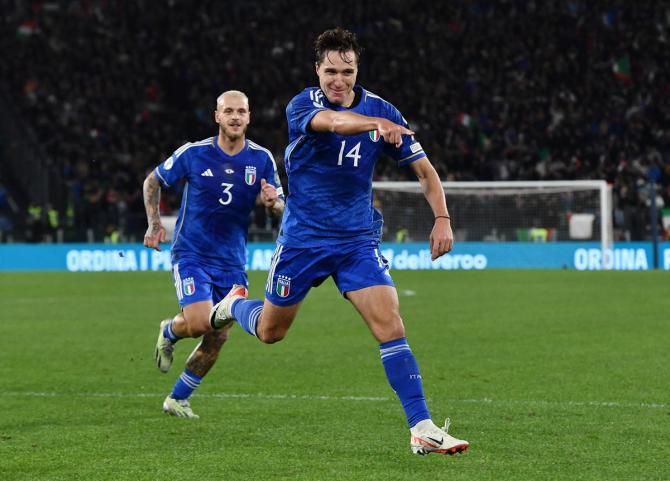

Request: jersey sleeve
left=381, top=104, right=427, bottom=167
left=154, top=143, right=192, bottom=188
left=263, top=152, right=285, bottom=198
left=286, top=89, right=328, bottom=136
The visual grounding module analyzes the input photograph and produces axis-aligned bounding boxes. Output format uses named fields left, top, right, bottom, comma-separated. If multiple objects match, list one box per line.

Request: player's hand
left=260, top=178, right=278, bottom=208
left=144, top=223, right=166, bottom=251
left=376, top=118, right=414, bottom=148
left=429, top=217, right=453, bottom=261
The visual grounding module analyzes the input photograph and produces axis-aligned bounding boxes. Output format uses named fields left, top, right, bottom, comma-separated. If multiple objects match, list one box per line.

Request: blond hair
left=216, top=90, right=249, bottom=110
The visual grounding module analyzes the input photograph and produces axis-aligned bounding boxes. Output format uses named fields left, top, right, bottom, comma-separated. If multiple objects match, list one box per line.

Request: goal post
left=372, top=180, right=613, bottom=255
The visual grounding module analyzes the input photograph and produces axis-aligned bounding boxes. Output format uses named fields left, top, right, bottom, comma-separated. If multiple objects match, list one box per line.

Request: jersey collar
left=213, top=137, right=248, bottom=160
left=328, top=85, right=364, bottom=111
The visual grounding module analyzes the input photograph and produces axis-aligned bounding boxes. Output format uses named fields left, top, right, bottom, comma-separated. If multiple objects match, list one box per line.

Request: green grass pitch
left=1, top=270, right=668, bottom=481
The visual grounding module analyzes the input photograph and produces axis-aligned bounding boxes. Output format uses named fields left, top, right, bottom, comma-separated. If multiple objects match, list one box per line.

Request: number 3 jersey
left=280, top=85, right=426, bottom=248
left=154, top=137, right=283, bottom=269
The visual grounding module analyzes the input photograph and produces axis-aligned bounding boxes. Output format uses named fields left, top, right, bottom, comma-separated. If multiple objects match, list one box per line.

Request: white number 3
left=219, top=183, right=233, bottom=205
left=337, top=141, right=361, bottom=167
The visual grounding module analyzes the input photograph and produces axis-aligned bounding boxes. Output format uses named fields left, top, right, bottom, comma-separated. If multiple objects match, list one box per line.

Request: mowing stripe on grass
left=0, top=391, right=666, bottom=409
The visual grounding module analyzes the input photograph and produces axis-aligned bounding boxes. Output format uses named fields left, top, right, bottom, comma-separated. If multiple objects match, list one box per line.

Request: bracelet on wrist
left=435, top=215, right=450, bottom=220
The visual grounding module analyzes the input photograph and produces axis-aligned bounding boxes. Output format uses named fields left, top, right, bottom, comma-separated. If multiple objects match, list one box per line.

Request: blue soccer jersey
left=154, top=137, right=283, bottom=269
left=279, top=85, right=426, bottom=247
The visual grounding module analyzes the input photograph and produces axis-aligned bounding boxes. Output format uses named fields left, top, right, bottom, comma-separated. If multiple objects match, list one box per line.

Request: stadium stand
left=0, top=0, right=668, bottom=241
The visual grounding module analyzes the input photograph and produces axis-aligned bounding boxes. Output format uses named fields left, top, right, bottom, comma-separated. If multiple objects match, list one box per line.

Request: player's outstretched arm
left=143, top=172, right=166, bottom=251
left=259, top=178, right=285, bottom=217
left=409, top=157, right=453, bottom=260
left=311, top=111, right=414, bottom=147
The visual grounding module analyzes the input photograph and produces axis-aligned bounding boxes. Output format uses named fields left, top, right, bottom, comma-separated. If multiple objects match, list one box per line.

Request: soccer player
left=211, top=29, right=468, bottom=455
left=143, top=90, right=284, bottom=419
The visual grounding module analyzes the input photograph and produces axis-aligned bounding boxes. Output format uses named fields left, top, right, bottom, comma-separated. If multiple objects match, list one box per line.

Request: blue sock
left=170, top=368, right=202, bottom=400
left=232, top=298, right=263, bottom=337
left=380, top=337, right=431, bottom=428
left=163, top=319, right=183, bottom=343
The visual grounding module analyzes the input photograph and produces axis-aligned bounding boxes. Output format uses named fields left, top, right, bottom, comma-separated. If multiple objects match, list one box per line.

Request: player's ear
left=213, top=110, right=219, bottom=124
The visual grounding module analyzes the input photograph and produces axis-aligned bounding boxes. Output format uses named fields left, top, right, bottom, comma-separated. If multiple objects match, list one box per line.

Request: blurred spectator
left=0, top=183, right=14, bottom=235
left=25, top=203, right=44, bottom=242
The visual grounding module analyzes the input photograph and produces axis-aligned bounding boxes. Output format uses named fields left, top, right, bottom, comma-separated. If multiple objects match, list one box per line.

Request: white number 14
left=337, top=141, right=361, bottom=167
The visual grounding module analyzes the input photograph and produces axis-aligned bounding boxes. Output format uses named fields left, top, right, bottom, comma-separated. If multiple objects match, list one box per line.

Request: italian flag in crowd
left=612, top=55, right=631, bottom=82
left=17, top=20, right=38, bottom=37
left=457, top=112, right=474, bottom=128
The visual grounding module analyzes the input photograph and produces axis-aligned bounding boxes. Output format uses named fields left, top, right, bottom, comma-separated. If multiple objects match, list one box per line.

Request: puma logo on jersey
left=201, top=169, right=214, bottom=177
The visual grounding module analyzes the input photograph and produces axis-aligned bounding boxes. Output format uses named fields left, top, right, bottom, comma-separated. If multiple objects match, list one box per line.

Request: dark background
left=0, top=0, right=668, bottom=242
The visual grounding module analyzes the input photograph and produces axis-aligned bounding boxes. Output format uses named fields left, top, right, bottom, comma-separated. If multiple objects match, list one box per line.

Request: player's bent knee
left=256, top=327, right=286, bottom=344
left=184, top=317, right=213, bottom=338
left=389, top=325, right=406, bottom=341
left=256, top=302, right=297, bottom=344
left=371, top=315, right=405, bottom=343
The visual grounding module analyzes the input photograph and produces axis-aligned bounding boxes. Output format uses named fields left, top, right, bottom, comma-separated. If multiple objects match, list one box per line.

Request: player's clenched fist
left=260, top=178, right=279, bottom=208
left=429, top=217, right=454, bottom=260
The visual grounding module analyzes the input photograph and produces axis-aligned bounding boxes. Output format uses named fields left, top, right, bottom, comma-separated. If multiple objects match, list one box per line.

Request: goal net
left=373, top=180, right=613, bottom=252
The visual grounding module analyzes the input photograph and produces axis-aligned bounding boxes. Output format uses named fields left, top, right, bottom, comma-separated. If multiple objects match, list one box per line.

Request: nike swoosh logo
left=427, top=436, right=443, bottom=445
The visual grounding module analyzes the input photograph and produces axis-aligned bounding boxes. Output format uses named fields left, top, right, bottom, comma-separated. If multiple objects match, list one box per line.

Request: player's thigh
left=182, top=300, right=214, bottom=331
left=347, top=285, right=404, bottom=343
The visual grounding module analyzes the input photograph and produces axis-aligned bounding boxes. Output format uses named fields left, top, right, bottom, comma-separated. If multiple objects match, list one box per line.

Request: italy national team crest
left=276, top=275, right=291, bottom=298
left=183, top=277, right=196, bottom=296
left=369, top=130, right=381, bottom=142
left=245, top=166, right=257, bottom=185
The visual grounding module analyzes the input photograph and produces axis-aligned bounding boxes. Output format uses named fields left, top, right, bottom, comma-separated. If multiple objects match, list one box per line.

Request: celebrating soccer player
left=143, top=90, right=284, bottom=418
left=211, top=28, right=468, bottom=455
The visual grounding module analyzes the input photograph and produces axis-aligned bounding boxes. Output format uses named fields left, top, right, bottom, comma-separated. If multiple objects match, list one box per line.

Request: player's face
left=316, top=49, right=358, bottom=106
left=214, top=95, right=250, bottom=141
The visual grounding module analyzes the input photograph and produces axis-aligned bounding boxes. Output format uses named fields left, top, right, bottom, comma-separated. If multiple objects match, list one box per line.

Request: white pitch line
left=0, top=391, right=666, bottom=409
left=455, top=398, right=668, bottom=410
left=0, top=391, right=391, bottom=402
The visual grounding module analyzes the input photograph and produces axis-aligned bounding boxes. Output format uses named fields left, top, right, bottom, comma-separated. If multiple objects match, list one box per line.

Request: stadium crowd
left=1, top=0, right=669, bottom=241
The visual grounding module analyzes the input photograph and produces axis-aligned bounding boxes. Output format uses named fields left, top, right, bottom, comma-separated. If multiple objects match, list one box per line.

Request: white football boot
left=209, top=284, right=248, bottom=329
left=410, top=418, right=469, bottom=455
left=162, top=395, right=199, bottom=419
left=154, top=319, right=175, bottom=373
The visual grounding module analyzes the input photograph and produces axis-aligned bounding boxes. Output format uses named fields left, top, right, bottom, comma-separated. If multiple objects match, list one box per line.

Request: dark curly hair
left=314, top=27, right=363, bottom=66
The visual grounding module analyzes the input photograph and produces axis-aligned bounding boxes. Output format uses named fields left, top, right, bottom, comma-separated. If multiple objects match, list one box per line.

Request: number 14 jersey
left=280, top=85, right=426, bottom=247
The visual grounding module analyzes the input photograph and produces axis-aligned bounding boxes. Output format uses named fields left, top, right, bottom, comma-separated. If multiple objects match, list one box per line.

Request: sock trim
left=164, top=320, right=183, bottom=342
left=380, top=337, right=410, bottom=360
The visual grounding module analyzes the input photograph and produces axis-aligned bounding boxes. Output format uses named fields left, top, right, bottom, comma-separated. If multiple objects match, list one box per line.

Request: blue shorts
left=265, top=242, right=394, bottom=306
left=172, top=259, right=248, bottom=307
